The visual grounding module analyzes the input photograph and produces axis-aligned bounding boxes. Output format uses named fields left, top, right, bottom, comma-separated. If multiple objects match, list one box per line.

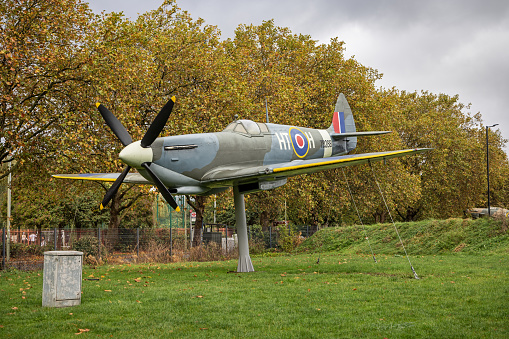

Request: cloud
left=86, top=0, right=509, bottom=148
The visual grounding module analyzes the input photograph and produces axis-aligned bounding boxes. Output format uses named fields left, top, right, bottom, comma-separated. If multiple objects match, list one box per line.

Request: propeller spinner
left=97, top=97, right=180, bottom=212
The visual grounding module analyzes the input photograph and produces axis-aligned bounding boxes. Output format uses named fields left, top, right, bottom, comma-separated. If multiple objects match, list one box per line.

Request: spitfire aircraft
left=54, top=94, right=429, bottom=272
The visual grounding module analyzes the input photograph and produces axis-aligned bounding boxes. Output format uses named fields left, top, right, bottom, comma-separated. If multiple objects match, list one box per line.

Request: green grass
left=298, top=217, right=509, bottom=255
left=1, top=251, right=508, bottom=338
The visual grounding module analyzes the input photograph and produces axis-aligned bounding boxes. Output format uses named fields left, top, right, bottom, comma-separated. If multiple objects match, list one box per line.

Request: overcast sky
left=86, top=0, right=509, bottom=153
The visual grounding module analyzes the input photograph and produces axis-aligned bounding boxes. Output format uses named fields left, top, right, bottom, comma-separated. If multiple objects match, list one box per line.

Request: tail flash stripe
left=333, top=111, right=345, bottom=133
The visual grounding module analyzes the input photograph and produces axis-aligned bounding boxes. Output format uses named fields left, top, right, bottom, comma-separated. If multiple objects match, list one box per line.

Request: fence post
left=97, top=228, right=101, bottom=261
left=269, top=226, right=272, bottom=249
left=2, top=227, right=5, bottom=270
left=170, top=226, right=173, bottom=259
left=54, top=228, right=57, bottom=251
left=307, top=225, right=309, bottom=237
left=136, top=227, right=140, bottom=258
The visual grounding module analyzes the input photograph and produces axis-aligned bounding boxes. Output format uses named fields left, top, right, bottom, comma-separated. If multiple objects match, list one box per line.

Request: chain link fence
left=2, top=225, right=319, bottom=270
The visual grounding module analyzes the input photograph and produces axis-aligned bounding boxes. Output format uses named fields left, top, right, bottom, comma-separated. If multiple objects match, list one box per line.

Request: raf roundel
left=289, top=127, right=309, bottom=158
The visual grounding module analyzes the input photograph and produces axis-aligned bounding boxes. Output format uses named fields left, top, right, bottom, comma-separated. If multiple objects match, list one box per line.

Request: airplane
left=53, top=93, right=430, bottom=272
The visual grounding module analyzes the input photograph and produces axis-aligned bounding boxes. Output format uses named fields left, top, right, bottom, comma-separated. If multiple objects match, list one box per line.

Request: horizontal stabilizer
left=330, top=131, right=391, bottom=138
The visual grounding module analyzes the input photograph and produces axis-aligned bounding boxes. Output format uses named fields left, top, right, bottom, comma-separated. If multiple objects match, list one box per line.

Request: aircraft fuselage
left=125, top=119, right=355, bottom=194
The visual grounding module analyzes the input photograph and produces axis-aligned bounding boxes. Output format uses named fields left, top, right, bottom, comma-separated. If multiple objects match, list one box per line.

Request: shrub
left=9, top=243, right=48, bottom=258
left=189, top=242, right=224, bottom=262
left=72, top=235, right=106, bottom=259
left=277, top=225, right=304, bottom=252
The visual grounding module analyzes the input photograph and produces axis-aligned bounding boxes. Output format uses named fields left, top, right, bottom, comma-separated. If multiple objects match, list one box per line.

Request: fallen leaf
left=196, top=295, right=203, bottom=298
left=104, top=290, right=112, bottom=292
left=11, top=307, right=18, bottom=310
left=75, top=328, right=90, bottom=335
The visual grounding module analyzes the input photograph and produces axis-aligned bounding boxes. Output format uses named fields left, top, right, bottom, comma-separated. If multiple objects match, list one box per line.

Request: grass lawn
left=1, top=252, right=507, bottom=338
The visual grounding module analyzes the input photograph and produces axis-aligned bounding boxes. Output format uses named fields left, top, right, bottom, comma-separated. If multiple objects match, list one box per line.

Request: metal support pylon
left=233, top=186, right=254, bottom=272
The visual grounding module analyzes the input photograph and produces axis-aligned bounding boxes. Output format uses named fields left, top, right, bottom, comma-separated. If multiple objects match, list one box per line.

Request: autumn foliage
left=1, top=0, right=508, bottom=231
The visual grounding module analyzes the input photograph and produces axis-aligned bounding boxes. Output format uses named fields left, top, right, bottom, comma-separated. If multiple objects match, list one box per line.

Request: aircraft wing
left=51, top=172, right=150, bottom=184
left=269, top=148, right=431, bottom=177
left=202, top=148, right=431, bottom=185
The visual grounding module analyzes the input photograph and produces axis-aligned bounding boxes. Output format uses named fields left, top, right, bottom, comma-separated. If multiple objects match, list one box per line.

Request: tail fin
left=328, top=93, right=357, bottom=153
left=327, top=94, right=391, bottom=155
left=328, top=93, right=356, bottom=135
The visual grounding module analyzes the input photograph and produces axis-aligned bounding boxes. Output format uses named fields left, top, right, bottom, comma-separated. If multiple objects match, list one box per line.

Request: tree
left=392, top=91, right=506, bottom=218
left=0, top=0, right=95, bottom=179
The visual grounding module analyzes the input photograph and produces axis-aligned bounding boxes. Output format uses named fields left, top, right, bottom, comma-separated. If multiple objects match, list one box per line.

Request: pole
left=156, top=194, right=159, bottom=226
left=265, top=98, right=270, bottom=123
left=486, top=124, right=499, bottom=217
left=487, top=126, right=491, bottom=217
left=6, top=157, right=11, bottom=261
left=213, top=195, right=216, bottom=224
left=285, top=200, right=289, bottom=233
left=183, top=197, right=187, bottom=250
left=54, top=228, right=57, bottom=250
left=189, top=208, right=193, bottom=248
left=97, top=228, right=101, bottom=260
left=234, top=186, right=254, bottom=272
left=136, top=227, right=140, bottom=258
left=2, top=227, right=5, bottom=270
left=269, top=226, right=272, bottom=249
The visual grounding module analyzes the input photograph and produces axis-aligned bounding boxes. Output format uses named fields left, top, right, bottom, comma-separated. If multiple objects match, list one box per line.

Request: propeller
left=97, top=97, right=180, bottom=212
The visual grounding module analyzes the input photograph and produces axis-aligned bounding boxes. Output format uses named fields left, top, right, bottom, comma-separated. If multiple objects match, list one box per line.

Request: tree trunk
left=107, top=194, right=122, bottom=248
left=260, top=211, right=270, bottom=231
left=109, top=194, right=121, bottom=229
left=187, top=195, right=207, bottom=247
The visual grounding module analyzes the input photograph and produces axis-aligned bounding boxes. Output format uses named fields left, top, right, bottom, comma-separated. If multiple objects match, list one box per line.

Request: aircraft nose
left=119, top=141, right=153, bottom=168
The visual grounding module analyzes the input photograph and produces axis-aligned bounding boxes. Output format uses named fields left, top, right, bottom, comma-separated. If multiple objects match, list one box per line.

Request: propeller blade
left=141, top=162, right=180, bottom=211
left=140, top=97, right=175, bottom=148
left=100, top=165, right=131, bottom=210
left=96, top=103, right=133, bottom=146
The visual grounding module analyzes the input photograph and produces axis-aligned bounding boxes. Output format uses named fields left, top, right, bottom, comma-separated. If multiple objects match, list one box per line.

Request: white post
left=6, top=157, right=11, bottom=261
left=213, top=195, right=216, bottom=224
left=189, top=208, right=193, bottom=247
left=234, top=186, right=254, bottom=272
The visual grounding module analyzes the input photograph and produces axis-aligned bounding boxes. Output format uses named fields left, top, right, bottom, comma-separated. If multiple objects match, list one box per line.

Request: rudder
left=328, top=93, right=357, bottom=152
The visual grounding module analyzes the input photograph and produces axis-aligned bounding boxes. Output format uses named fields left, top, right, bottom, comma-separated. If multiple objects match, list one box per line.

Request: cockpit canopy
left=223, top=119, right=269, bottom=135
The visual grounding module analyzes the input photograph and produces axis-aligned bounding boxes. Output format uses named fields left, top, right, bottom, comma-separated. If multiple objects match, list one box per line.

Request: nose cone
left=119, top=141, right=153, bottom=168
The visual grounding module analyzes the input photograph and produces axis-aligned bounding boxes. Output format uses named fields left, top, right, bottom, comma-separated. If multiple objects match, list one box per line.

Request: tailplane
left=327, top=93, right=391, bottom=154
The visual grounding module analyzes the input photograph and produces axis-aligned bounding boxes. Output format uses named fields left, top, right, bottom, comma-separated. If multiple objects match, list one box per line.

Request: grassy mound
left=297, top=217, right=509, bottom=255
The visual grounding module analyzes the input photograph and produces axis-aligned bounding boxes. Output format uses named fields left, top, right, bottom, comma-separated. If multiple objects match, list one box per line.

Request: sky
left=85, top=0, right=509, bottom=153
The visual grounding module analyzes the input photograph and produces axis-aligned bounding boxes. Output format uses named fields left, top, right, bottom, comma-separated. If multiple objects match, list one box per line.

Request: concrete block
left=42, top=251, right=83, bottom=307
